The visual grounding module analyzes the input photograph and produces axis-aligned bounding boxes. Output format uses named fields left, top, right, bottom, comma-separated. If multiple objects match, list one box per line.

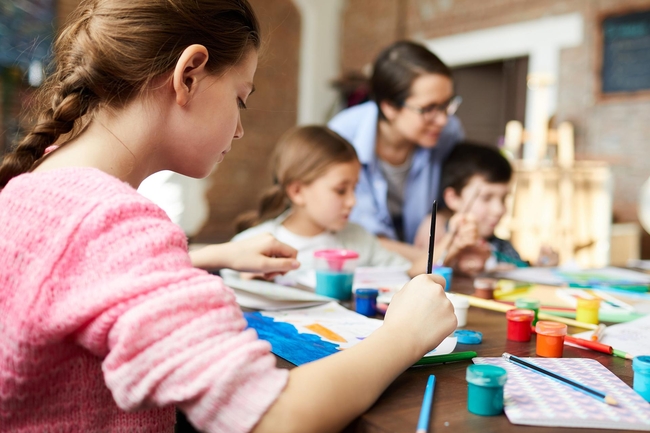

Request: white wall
left=292, top=0, right=346, bottom=125
left=424, top=13, right=584, bottom=160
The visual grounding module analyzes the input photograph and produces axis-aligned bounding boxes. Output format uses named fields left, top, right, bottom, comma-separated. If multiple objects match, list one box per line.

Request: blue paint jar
left=466, top=364, right=507, bottom=416
left=355, top=288, right=379, bottom=316
left=432, top=266, right=453, bottom=292
left=633, top=355, right=650, bottom=402
left=354, top=289, right=379, bottom=317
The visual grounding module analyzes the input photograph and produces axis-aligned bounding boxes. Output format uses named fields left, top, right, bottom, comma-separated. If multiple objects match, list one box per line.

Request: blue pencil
left=502, top=353, right=618, bottom=406
left=416, top=375, right=436, bottom=433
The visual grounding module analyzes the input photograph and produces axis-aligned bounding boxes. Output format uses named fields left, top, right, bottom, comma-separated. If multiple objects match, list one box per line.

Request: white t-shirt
left=230, top=211, right=411, bottom=288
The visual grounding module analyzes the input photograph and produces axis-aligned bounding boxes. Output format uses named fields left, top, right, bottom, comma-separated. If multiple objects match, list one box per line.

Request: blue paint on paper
left=245, top=312, right=341, bottom=365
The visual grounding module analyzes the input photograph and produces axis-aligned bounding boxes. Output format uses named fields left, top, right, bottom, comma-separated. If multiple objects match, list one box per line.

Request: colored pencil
left=502, top=353, right=618, bottom=406
left=426, top=200, right=437, bottom=274
left=413, top=351, right=477, bottom=366
left=416, top=375, right=436, bottom=433
left=453, top=293, right=599, bottom=330
left=564, top=335, right=634, bottom=359
left=591, top=323, right=607, bottom=341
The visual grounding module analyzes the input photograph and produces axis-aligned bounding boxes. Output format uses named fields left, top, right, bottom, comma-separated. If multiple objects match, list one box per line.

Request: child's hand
left=536, top=245, right=559, bottom=267
left=189, top=233, right=300, bottom=278
left=447, top=213, right=479, bottom=254
left=455, top=241, right=491, bottom=276
left=383, top=274, right=457, bottom=356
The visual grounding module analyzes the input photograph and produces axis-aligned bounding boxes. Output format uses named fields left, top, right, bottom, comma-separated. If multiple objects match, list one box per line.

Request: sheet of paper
left=223, top=276, right=333, bottom=302
left=474, top=357, right=650, bottom=430
left=573, top=314, right=650, bottom=357
left=494, top=266, right=650, bottom=286
left=232, top=290, right=329, bottom=311
left=245, top=302, right=456, bottom=365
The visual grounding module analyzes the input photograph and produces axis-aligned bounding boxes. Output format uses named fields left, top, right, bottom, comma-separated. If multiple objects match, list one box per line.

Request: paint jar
left=466, top=364, right=507, bottom=416
left=355, top=288, right=379, bottom=317
left=633, top=356, right=650, bottom=402
left=506, top=309, right=535, bottom=342
left=515, top=298, right=540, bottom=325
left=314, top=249, right=359, bottom=301
left=446, top=293, right=469, bottom=327
left=473, top=278, right=497, bottom=299
left=432, top=266, right=453, bottom=292
left=535, top=321, right=567, bottom=358
left=576, top=298, right=600, bottom=324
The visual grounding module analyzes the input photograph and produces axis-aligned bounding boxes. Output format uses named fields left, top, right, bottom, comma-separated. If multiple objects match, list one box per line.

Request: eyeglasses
left=401, top=95, right=463, bottom=121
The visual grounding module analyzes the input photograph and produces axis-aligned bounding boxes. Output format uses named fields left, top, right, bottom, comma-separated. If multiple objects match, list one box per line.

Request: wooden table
left=275, top=277, right=638, bottom=433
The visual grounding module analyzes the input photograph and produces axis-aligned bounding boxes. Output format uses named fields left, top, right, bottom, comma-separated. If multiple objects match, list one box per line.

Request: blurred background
left=2, top=0, right=650, bottom=266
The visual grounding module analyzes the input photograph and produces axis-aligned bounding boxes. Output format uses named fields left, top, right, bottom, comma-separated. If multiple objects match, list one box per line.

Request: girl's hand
left=189, top=233, right=300, bottom=277
left=383, top=274, right=457, bottom=357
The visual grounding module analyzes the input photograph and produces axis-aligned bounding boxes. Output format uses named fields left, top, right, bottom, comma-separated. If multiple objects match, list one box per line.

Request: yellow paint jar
left=576, top=298, right=600, bottom=324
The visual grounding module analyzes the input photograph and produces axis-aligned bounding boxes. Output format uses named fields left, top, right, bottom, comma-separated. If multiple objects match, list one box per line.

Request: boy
left=416, top=142, right=555, bottom=270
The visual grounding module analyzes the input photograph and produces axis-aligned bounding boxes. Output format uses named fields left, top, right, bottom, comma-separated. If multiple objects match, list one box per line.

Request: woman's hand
left=189, top=233, right=299, bottom=278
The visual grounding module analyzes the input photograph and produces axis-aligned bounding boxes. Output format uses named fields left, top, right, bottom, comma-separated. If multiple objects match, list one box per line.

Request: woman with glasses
left=329, top=40, right=464, bottom=260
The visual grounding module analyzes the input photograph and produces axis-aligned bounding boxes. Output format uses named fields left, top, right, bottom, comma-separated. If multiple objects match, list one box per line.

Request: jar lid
left=576, top=298, right=600, bottom=309
left=355, top=288, right=379, bottom=298
left=454, top=329, right=482, bottom=344
left=515, top=298, right=540, bottom=309
left=474, top=277, right=497, bottom=290
left=313, top=249, right=359, bottom=271
left=466, top=364, right=507, bottom=387
left=506, top=309, right=535, bottom=321
left=535, top=320, right=567, bottom=336
left=633, top=355, right=650, bottom=374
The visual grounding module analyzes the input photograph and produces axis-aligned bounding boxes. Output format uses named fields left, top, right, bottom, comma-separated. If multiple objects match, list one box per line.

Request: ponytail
left=235, top=184, right=288, bottom=233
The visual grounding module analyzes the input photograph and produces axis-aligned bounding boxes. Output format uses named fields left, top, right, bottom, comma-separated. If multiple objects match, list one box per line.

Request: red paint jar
left=506, top=309, right=535, bottom=342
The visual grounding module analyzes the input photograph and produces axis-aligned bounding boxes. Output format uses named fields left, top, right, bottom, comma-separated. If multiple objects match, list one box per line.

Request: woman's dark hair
left=370, top=40, right=451, bottom=120
left=236, top=126, right=359, bottom=232
left=441, top=142, right=513, bottom=198
left=0, top=0, right=260, bottom=188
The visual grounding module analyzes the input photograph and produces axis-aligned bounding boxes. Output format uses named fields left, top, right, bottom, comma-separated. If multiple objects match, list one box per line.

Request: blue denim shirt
left=328, top=101, right=464, bottom=244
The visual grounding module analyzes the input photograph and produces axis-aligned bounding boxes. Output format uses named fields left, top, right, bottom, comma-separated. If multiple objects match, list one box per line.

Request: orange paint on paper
left=305, top=323, right=347, bottom=343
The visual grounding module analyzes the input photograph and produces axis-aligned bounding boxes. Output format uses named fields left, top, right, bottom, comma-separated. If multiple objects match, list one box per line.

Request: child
left=0, top=1, right=456, bottom=432
left=416, top=142, right=555, bottom=271
left=234, top=125, right=428, bottom=287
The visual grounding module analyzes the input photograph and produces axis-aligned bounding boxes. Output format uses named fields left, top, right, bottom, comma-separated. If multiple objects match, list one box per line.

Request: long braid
left=0, top=5, right=97, bottom=188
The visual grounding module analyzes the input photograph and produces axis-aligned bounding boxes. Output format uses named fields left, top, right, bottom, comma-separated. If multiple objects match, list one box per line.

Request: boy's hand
left=536, top=245, right=559, bottom=267
left=455, top=241, right=491, bottom=276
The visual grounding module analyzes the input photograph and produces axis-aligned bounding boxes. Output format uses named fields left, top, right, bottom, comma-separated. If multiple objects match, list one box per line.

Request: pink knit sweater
left=0, top=168, right=288, bottom=432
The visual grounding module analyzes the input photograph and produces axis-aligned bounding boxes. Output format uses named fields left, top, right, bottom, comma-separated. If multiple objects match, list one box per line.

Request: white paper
left=494, top=266, right=650, bottom=286
left=573, top=314, right=650, bottom=357
left=258, top=302, right=457, bottom=356
left=223, top=276, right=334, bottom=310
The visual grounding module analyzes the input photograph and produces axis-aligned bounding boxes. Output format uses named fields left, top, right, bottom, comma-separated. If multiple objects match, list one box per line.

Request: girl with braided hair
left=0, top=1, right=457, bottom=432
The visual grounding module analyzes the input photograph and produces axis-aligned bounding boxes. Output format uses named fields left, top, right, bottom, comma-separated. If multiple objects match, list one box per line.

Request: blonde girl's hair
left=0, top=0, right=260, bottom=188
left=236, top=126, right=359, bottom=232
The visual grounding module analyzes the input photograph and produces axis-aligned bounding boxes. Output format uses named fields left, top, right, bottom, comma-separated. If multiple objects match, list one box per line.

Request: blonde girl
left=0, top=1, right=456, bottom=432
left=235, top=125, right=427, bottom=286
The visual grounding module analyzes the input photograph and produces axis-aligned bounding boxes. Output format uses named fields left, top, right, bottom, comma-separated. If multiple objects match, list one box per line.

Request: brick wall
left=341, top=0, right=650, bottom=256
